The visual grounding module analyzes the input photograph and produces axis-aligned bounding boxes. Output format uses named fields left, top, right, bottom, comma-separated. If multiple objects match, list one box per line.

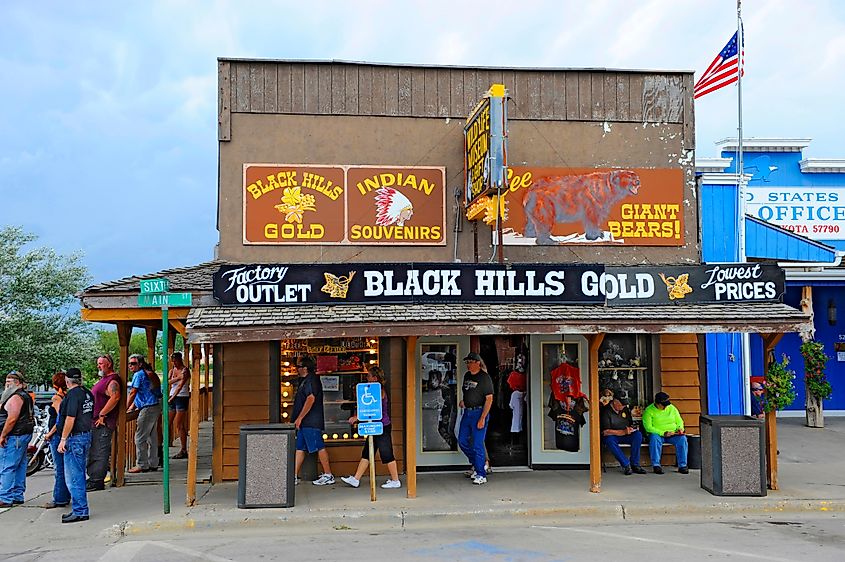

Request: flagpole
left=737, top=0, right=752, bottom=416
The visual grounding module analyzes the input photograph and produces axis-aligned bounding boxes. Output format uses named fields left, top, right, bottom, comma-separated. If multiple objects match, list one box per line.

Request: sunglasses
left=128, top=361, right=139, bottom=366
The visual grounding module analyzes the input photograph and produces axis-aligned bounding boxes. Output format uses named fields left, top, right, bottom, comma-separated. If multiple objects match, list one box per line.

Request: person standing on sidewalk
left=0, top=371, right=35, bottom=508
left=341, top=366, right=401, bottom=490
left=292, top=356, right=335, bottom=486
left=458, top=352, right=493, bottom=485
left=43, top=372, right=70, bottom=509
left=126, top=354, right=162, bottom=473
left=600, top=398, right=647, bottom=475
left=56, top=368, right=94, bottom=523
left=642, top=391, right=689, bottom=475
left=167, top=352, right=191, bottom=460
left=87, top=355, right=122, bottom=491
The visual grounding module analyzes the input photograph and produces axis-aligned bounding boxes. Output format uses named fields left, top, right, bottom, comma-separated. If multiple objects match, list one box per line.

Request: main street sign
left=137, top=292, right=193, bottom=308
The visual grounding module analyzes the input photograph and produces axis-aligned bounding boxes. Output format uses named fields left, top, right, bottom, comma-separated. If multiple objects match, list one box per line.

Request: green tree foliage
left=81, top=329, right=150, bottom=381
left=0, top=226, right=95, bottom=386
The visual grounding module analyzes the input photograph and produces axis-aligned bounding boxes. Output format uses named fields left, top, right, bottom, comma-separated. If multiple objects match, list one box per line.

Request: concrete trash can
left=238, top=424, right=296, bottom=508
left=699, top=415, right=766, bottom=497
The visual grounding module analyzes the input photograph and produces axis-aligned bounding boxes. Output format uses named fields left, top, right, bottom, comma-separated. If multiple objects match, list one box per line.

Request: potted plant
left=800, top=340, right=832, bottom=428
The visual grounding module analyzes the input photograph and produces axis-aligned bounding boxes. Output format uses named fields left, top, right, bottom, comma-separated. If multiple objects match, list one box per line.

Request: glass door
left=529, top=335, right=591, bottom=465
left=415, top=336, right=470, bottom=467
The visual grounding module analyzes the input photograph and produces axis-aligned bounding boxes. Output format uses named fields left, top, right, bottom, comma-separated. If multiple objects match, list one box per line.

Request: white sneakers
left=312, top=473, right=335, bottom=486
left=340, top=476, right=401, bottom=489
left=340, top=475, right=360, bottom=488
left=472, top=475, right=487, bottom=485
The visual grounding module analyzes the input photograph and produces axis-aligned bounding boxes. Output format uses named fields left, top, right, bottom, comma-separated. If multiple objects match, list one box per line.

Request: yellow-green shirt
left=642, top=403, right=684, bottom=435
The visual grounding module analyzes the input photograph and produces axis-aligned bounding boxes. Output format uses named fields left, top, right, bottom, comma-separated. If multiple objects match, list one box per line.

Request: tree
left=0, top=226, right=95, bottom=386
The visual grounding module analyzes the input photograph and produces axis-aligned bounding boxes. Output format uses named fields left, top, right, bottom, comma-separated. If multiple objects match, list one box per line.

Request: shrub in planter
left=800, top=341, right=832, bottom=401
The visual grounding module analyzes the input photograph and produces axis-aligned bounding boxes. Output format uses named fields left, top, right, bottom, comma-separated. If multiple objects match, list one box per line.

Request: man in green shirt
left=641, top=392, right=688, bottom=474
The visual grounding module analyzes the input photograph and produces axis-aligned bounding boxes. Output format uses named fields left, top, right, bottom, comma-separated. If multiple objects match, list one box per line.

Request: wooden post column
left=115, top=322, right=132, bottom=487
left=405, top=336, right=418, bottom=499
left=204, top=344, right=211, bottom=421
left=186, top=344, right=202, bottom=506
left=763, top=333, right=784, bottom=490
left=146, top=327, right=157, bottom=369
left=588, top=333, right=606, bottom=493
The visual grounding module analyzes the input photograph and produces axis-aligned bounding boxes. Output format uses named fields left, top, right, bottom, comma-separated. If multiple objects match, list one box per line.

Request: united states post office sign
left=243, top=164, right=446, bottom=246
left=212, top=262, right=785, bottom=307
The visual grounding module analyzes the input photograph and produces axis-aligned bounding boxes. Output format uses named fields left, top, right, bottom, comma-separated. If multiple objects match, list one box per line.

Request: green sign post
left=137, top=279, right=192, bottom=514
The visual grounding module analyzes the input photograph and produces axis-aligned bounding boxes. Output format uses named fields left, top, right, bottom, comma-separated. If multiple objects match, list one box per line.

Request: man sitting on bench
left=600, top=398, right=647, bottom=475
left=642, top=392, right=689, bottom=475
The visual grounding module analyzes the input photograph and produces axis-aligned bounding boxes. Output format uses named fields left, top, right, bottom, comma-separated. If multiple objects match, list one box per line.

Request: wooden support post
left=115, top=322, right=132, bottom=487
left=763, top=333, right=784, bottom=490
left=203, top=344, right=211, bottom=421
left=405, top=336, right=418, bottom=499
left=211, top=344, right=223, bottom=484
left=146, top=327, right=157, bottom=369
left=187, top=344, right=202, bottom=506
left=589, top=333, right=606, bottom=493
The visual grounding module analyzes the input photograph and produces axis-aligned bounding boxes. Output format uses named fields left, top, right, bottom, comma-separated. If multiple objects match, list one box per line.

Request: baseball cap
left=654, top=392, right=671, bottom=406
left=65, top=368, right=83, bottom=382
left=463, top=352, right=482, bottom=362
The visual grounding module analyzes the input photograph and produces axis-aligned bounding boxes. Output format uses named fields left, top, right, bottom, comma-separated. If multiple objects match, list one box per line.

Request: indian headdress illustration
left=374, top=187, right=414, bottom=226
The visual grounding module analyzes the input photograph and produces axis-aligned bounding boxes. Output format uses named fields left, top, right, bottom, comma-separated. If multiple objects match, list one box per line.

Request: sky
left=2, top=0, right=844, bottom=286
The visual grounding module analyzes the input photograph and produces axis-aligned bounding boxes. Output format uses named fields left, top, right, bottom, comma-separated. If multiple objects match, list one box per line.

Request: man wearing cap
left=0, top=371, right=35, bottom=508
left=57, top=368, right=94, bottom=522
left=642, top=391, right=689, bottom=474
left=601, top=398, right=647, bottom=475
left=292, top=356, right=335, bottom=486
left=750, top=382, right=766, bottom=419
left=458, top=352, right=494, bottom=485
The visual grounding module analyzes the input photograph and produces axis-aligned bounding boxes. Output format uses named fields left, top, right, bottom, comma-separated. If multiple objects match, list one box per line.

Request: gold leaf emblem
left=659, top=273, right=693, bottom=300
left=321, top=271, right=356, bottom=299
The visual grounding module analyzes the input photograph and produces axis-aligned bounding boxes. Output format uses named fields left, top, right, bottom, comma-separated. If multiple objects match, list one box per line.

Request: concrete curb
left=112, top=498, right=845, bottom=537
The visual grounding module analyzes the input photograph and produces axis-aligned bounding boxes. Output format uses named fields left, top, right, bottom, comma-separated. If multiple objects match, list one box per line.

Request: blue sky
left=2, top=0, right=844, bottom=285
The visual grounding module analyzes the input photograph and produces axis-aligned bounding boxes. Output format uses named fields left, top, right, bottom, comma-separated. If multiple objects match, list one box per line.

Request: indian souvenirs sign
left=212, top=263, right=784, bottom=307
left=466, top=167, right=685, bottom=246
left=243, top=164, right=446, bottom=245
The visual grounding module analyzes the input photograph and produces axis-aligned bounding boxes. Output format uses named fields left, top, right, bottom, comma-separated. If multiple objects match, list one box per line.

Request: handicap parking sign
left=356, top=383, right=382, bottom=421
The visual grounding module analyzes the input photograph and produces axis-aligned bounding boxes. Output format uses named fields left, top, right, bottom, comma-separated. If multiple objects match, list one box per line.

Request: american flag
left=694, top=30, right=744, bottom=99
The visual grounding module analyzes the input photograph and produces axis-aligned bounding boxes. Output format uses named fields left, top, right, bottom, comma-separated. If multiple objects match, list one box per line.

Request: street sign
left=140, top=278, right=170, bottom=294
left=137, top=292, right=193, bottom=308
left=358, top=421, right=383, bottom=436
left=356, top=382, right=382, bottom=421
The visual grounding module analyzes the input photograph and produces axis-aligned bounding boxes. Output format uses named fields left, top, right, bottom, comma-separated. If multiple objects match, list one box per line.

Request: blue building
left=698, top=138, right=845, bottom=415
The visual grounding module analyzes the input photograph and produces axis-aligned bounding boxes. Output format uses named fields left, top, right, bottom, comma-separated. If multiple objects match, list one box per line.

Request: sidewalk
left=2, top=417, right=844, bottom=543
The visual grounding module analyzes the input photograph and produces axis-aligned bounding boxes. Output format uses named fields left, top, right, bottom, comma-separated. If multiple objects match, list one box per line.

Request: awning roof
left=185, top=302, right=811, bottom=343
left=745, top=215, right=838, bottom=263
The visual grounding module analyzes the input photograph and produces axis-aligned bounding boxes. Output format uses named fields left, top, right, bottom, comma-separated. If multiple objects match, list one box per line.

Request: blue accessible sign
left=356, top=382, right=382, bottom=421
left=358, top=421, right=384, bottom=436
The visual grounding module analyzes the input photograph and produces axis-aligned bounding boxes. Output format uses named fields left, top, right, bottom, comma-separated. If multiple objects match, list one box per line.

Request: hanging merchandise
left=507, top=369, right=526, bottom=392
left=554, top=414, right=581, bottom=452
left=509, top=390, right=525, bottom=432
left=550, top=362, right=585, bottom=404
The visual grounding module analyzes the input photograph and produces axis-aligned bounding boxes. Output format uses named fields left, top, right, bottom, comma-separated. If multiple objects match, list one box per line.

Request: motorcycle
left=27, top=407, right=54, bottom=476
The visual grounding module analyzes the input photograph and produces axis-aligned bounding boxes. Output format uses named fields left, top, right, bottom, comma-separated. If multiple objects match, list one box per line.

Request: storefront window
left=280, top=338, right=379, bottom=443
left=597, top=334, right=653, bottom=419
left=541, top=342, right=584, bottom=452
left=420, top=343, right=458, bottom=452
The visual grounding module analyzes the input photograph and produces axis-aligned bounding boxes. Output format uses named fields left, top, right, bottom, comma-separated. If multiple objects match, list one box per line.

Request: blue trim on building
left=746, top=216, right=837, bottom=262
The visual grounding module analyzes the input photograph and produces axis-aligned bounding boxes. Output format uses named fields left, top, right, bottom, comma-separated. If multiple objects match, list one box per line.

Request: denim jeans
left=63, top=432, right=91, bottom=516
left=649, top=432, right=688, bottom=468
left=48, top=435, right=70, bottom=505
left=602, top=431, right=644, bottom=468
left=0, top=433, right=31, bottom=503
left=458, top=408, right=489, bottom=477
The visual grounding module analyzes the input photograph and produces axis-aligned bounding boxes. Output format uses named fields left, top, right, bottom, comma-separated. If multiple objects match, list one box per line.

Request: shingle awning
left=185, top=302, right=812, bottom=343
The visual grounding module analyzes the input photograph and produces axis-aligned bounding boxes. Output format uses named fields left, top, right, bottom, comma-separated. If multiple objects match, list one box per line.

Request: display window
left=419, top=343, right=459, bottom=452
left=597, top=334, right=654, bottom=420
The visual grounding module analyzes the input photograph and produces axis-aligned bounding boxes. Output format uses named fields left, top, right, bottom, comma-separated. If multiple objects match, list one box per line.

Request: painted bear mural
left=522, top=170, right=640, bottom=244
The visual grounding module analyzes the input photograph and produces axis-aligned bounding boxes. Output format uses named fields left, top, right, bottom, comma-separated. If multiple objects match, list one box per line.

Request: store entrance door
left=478, top=335, right=529, bottom=469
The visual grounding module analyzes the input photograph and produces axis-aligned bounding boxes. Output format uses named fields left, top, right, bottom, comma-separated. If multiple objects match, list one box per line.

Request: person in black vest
left=57, top=368, right=94, bottom=523
left=601, top=398, right=647, bottom=475
left=0, top=371, right=35, bottom=508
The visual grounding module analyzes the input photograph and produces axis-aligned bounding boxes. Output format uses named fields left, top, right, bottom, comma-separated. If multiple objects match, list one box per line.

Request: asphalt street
left=2, top=514, right=844, bottom=561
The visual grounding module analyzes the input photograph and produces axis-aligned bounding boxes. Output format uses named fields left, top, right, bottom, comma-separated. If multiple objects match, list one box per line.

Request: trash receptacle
left=686, top=434, right=701, bottom=470
left=238, top=424, right=296, bottom=508
left=699, top=415, right=766, bottom=497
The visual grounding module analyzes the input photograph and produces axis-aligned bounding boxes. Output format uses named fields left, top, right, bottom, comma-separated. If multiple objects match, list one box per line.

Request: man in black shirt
left=458, top=352, right=494, bottom=485
left=600, top=398, right=647, bottom=475
left=292, top=356, right=334, bottom=486
left=57, top=368, right=94, bottom=522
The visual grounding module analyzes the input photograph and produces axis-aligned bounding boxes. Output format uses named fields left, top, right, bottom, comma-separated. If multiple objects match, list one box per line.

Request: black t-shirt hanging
left=58, top=386, right=94, bottom=435
left=462, top=370, right=494, bottom=408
